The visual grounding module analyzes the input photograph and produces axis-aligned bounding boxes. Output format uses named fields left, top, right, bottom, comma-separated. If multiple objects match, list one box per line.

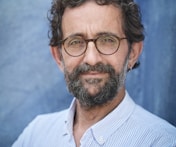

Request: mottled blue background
left=0, top=0, right=176, bottom=147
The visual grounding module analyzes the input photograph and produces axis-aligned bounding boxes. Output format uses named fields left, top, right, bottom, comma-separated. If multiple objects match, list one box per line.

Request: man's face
left=59, top=1, right=130, bottom=108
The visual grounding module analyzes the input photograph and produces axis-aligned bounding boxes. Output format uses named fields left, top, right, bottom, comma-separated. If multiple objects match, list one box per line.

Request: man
left=13, top=0, right=176, bottom=146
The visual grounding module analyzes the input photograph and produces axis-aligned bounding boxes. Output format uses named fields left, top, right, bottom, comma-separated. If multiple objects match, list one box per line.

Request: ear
left=50, top=46, right=64, bottom=72
left=128, top=41, right=143, bottom=69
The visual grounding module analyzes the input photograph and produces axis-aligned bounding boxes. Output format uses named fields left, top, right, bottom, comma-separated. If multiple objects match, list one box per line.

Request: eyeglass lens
left=63, top=34, right=121, bottom=57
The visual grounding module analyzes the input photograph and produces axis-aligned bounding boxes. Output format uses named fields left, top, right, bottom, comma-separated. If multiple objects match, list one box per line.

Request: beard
left=63, top=61, right=128, bottom=108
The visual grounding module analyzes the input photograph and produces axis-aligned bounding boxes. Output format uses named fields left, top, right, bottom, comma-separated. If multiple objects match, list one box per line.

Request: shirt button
left=99, top=136, right=105, bottom=144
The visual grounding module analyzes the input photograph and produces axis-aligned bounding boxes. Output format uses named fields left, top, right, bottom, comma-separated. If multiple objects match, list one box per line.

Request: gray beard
left=64, top=62, right=128, bottom=108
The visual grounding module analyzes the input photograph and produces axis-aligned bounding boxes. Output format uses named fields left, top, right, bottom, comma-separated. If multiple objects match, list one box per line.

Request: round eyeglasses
left=59, top=34, right=127, bottom=57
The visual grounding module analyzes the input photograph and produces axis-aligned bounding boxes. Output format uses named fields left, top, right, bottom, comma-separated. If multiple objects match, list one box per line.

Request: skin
left=51, top=1, right=143, bottom=146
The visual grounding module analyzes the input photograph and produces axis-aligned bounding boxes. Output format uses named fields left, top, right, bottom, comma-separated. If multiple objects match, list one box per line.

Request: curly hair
left=48, top=0, right=145, bottom=69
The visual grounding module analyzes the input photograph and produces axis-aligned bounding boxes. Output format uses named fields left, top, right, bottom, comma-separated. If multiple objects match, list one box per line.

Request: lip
left=80, top=72, right=107, bottom=78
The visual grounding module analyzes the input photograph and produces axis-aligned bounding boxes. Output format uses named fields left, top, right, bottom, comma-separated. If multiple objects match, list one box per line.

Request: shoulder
left=133, top=104, right=175, bottom=128
left=130, top=104, right=176, bottom=145
left=34, top=109, right=68, bottom=125
left=12, top=109, right=69, bottom=147
left=28, top=109, right=68, bottom=134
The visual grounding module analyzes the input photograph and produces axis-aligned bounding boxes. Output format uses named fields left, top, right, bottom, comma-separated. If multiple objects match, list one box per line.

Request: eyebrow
left=64, top=31, right=120, bottom=39
left=96, top=32, right=119, bottom=37
left=63, top=33, right=84, bottom=39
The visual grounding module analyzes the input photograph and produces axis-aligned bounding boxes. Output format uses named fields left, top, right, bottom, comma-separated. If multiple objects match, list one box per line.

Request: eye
left=65, top=37, right=85, bottom=49
left=69, top=39, right=82, bottom=45
left=99, top=36, right=117, bottom=44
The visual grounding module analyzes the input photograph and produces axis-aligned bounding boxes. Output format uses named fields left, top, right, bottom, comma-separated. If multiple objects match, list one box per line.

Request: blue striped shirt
left=12, top=92, right=176, bottom=147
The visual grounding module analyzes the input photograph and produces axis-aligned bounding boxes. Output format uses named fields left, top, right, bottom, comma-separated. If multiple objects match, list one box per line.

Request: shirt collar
left=63, top=98, right=76, bottom=136
left=91, top=91, right=136, bottom=145
left=64, top=91, right=136, bottom=145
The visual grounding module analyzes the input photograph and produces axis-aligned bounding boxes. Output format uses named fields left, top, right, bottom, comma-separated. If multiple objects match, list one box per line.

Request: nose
left=82, top=41, right=103, bottom=66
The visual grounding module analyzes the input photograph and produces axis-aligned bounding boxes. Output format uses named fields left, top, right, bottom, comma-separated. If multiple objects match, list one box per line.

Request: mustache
left=67, top=63, right=116, bottom=80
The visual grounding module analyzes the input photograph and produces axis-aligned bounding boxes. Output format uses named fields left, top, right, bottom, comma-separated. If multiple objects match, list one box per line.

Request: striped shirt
left=13, top=92, right=176, bottom=147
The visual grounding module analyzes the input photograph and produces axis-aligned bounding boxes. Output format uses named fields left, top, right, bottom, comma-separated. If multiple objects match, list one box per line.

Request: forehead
left=62, top=1, right=124, bottom=38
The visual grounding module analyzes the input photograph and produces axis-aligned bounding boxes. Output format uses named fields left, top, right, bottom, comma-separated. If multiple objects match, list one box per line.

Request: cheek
left=109, top=50, right=129, bottom=73
left=109, top=59, right=124, bottom=73
left=62, top=51, right=82, bottom=73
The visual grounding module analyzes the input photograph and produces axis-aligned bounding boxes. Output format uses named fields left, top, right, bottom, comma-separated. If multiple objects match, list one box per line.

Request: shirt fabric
left=12, top=92, right=176, bottom=147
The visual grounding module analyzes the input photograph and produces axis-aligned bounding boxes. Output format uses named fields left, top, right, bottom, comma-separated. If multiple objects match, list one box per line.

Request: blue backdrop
left=0, top=0, right=176, bottom=147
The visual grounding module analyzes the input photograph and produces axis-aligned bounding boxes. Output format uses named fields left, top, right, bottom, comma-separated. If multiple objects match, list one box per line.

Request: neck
left=73, top=87, right=125, bottom=145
